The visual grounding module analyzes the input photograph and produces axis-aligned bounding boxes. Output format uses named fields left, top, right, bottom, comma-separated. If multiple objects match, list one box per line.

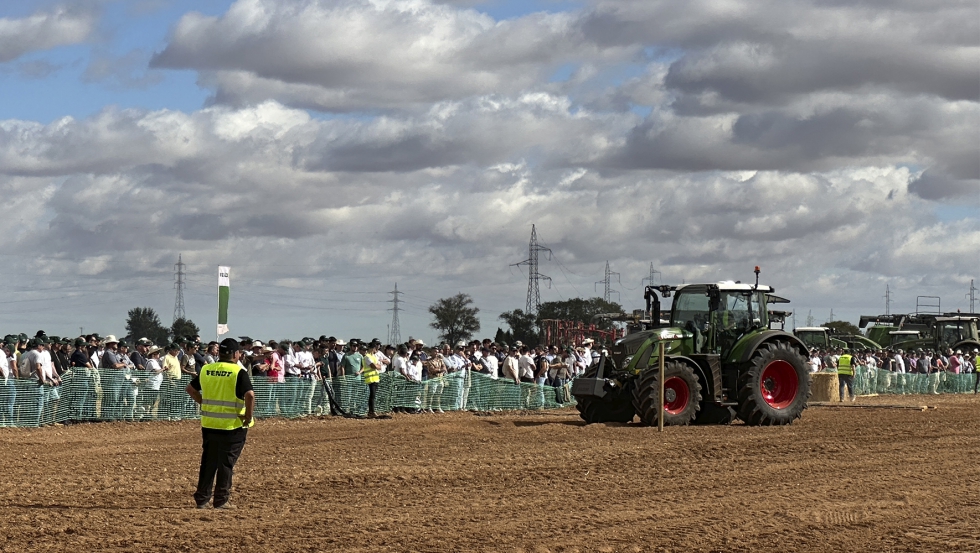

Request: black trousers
left=194, top=427, right=248, bottom=506
left=367, top=382, right=378, bottom=415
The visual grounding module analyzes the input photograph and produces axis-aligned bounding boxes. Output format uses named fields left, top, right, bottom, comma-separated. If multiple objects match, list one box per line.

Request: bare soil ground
left=1, top=394, right=978, bottom=553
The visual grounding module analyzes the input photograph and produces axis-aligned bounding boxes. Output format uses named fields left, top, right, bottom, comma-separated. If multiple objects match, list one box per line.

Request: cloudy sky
left=0, top=0, right=977, bottom=343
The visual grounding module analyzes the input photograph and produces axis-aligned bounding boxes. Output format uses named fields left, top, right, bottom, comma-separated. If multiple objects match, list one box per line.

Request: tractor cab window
left=716, top=292, right=767, bottom=331
left=671, top=291, right=710, bottom=331
left=938, top=321, right=978, bottom=345
left=797, top=331, right=826, bottom=349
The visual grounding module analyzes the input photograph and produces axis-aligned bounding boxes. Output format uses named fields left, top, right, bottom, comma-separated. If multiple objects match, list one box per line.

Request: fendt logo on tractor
left=572, top=267, right=812, bottom=426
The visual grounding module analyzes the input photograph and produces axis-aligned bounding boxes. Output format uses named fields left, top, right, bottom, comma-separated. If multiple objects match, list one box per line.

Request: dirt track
left=1, top=394, right=978, bottom=553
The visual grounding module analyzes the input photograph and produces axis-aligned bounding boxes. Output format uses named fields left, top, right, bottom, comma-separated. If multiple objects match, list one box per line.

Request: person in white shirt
left=280, top=341, right=302, bottom=414
left=501, top=347, right=520, bottom=385
left=140, top=346, right=167, bottom=419
left=295, top=341, right=318, bottom=414
left=808, top=350, right=822, bottom=373
left=30, top=339, right=62, bottom=426
left=581, top=339, right=594, bottom=369
left=502, top=347, right=523, bottom=408
left=480, top=347, right=499, bottom=380
left=0, top=345, right=13, bottom=426
left=407, top=352, right=424, bottom=411
left=377, top=345, right=393, bottom=374
left=392, top=346, right=410, bottom=379
left=449, top=344, right=472, bottom=410
left=893, top=349, right=907, bottom=395
left=517, top=347, right=535, bottom=383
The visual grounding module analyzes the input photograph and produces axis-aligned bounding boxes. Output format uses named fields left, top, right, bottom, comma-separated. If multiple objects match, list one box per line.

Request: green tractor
left=891, top=315, right=979, bottom=353
left=837, top=333, right=882, bottom=351
left=793, top=327, right=847, bottom=350
left=859, top=314, right=929, bottom=348
left=859, top=313, right=979, bottom=353
left=572, top=269, right=811, bottom=426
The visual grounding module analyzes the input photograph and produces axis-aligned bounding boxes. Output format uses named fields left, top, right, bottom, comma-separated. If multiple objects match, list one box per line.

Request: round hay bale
left=809, top=372, right=839, bottom=403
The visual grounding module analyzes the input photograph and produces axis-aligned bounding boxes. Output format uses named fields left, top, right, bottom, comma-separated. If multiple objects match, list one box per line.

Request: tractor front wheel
left=737, top=342, right=810, bottom=426
left=632, top=361, right=701, bottom=426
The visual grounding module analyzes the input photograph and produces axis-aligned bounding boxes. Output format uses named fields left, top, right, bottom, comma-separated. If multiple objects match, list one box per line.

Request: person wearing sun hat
left=98, top=335, right=126, bottom=418
left=161, top=343, right=183, bottom=420
left=138, top=345, right=166, bottom=419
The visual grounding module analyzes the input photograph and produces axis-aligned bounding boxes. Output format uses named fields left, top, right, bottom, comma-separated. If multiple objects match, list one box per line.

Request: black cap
left=219, top=338, right=241, bottom=355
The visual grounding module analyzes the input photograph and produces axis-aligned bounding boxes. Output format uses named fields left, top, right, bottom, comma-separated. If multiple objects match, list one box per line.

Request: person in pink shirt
left=948, top=349, right=962, bottom=374
left=263, top=342, right=284, bottom=416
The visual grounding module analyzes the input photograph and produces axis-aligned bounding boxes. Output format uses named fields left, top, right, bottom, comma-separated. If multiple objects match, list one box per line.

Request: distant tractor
left=572, top=269, right=811, bottom=427
left=860, top=313, right=980, bottom=353
left=793, top=327, right=847, bottom=350
left=836, top=333, right=882, bottom=351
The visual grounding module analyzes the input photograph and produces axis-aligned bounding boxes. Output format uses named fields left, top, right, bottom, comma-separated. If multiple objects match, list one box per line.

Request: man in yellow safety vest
left=186, top=337, right=255, bottom=509
left=973, top=349, right=979, bottom=394
left=358, top=340, right=382, bottom=418
left=837, top=349, right=856, bottom=402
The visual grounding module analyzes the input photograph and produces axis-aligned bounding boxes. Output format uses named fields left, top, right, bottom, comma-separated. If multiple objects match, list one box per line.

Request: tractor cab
left=670, top=282, right=771, bottom=356
left=933, top=317, right=979, bottom=350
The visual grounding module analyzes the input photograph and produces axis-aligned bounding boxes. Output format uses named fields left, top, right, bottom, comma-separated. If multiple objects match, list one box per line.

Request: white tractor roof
left=795, top=327, right=829, bottom=332
left=676, top=281, right=775, bottom=293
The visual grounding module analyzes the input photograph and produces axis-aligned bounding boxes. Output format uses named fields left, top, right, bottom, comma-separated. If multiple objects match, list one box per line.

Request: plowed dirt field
left=1, top=394, right=978, bottom=553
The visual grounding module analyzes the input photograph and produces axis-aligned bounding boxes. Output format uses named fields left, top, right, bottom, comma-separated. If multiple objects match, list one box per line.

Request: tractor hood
left=612, top=327, right=691, bottom=373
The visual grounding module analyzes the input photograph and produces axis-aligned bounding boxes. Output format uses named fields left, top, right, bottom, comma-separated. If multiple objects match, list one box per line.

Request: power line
left=595, top=261, right=620, bottom=303
left=642, top=263, right=662, bottom=288
left=389, top=283, right=402, bottom=345
left=968, top=279, right=977, bottom=313
left=511, top=224, right=552, bottom=314
left=173, top=254, right=186, bottom=324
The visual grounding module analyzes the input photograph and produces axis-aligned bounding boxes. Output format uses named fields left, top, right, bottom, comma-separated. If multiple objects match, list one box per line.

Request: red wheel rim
left=663, top=376, right=690, bottom=414
left=760, top=359, right=799, bottom=409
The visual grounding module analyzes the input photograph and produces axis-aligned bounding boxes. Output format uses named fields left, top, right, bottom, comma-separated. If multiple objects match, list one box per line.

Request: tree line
left=125, top=307, right=200, bottom=344
left=429, top=293, right=622, bottom=347
left=122, top=295, right=622, bottom=348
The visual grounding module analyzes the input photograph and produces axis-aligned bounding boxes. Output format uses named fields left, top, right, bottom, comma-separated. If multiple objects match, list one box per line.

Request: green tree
left=125, top=307, right=170, bottom=346
left=537, top=297, right=624, bottom=330
left=171, top=317, right=201, bottom=341
left=498, top=309, right=539, bottom=347
left=493, top=327, right=513, bottom=346
left=429, top=293, right=480, bottom=346
left=824, top=320, right=861, bottom=336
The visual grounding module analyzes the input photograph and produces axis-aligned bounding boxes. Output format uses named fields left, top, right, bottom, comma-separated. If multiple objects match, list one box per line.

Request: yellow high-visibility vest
left=838, top=354, right=853, bottom=376
left=199, top=362, right=253, bottom=430
left=361, top=353, right=380, bottom=384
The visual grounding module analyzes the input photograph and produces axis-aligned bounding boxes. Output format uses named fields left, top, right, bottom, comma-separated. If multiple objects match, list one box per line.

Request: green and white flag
left=217, top=266, right=230, bottom=336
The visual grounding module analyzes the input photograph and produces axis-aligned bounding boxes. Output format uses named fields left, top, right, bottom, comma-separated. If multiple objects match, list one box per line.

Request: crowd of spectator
left=5, top=328, right=978, bottom=428
left=807, top=346, right=980, bottom=395
left=0, top=330, right=605, bottom=426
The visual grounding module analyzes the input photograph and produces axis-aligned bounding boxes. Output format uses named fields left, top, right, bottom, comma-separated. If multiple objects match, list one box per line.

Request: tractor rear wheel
left=632, top=361, right=701, bottom=426
left=954, top=341, right=980, bottom=357
left=575, top=366, right=635, bottom=424
left=737, top=341, right=810, bottom=426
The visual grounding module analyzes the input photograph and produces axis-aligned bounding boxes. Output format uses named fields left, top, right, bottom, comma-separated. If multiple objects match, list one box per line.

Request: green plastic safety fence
left=852, top=365, right=978, bottom=396
left=0, top=368, right=578, bottom=427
